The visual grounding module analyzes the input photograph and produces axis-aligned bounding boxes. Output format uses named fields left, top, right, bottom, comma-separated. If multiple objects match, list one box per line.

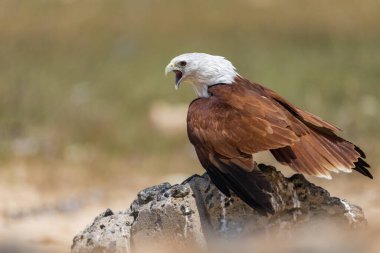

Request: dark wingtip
left=353, top=158, right=373, bottom=179
left=352, top=146, right=372, bottom=179
left=354, top=146, right=366, bottom=159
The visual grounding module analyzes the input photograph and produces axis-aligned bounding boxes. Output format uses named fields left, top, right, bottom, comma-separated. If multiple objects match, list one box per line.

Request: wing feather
left=235, top=77, right=372, bottom=179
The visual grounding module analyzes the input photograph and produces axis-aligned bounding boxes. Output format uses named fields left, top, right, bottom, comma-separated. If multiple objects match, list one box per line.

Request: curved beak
left=165, top=63, right=183, bottom=90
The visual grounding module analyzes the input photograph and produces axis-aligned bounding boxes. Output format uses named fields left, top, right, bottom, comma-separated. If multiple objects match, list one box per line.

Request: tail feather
left=212, top=155, right=275, bottom=215
left=195, top=146, right=274, bottom=215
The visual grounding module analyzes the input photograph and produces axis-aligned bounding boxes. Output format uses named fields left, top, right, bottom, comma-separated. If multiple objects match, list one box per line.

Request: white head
left=165, top=53, right=238, bottom=98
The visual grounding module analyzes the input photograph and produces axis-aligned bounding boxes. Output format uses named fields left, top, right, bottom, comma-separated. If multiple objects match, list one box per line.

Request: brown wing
left=188, top=84, right=306, bottom=157
left=235, top=76, right=341, bottom=133
left=235, top=77, right=372, bottom=179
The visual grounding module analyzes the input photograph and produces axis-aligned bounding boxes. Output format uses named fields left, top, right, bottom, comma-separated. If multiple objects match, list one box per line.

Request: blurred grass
left=0, top=0, right=379, bottom=174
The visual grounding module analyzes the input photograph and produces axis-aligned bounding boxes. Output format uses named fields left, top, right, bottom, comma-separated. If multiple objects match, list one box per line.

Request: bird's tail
left=195, top=147, right=275, bottom=215
left=270, top=130, right=372, bottom=179
left=207, top=156, right=275, bottom=215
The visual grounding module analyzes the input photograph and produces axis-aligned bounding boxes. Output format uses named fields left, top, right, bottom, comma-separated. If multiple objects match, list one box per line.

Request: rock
left=71, top=209, right=133, bottom=253
left=71, top=164, right=367, bottom=253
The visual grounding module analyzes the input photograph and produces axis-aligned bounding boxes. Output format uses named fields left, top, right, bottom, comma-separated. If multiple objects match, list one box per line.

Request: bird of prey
left=165, top=53, right=372, bottom=215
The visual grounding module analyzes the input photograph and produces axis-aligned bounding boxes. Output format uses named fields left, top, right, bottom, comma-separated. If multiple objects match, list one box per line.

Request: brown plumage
left=166, top=53, right=371, bottom=215
left=187, top=76, right=372, bottom=215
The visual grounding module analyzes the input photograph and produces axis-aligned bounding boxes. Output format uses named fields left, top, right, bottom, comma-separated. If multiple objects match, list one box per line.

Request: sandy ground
left=0, top=161, right=378, bottom=253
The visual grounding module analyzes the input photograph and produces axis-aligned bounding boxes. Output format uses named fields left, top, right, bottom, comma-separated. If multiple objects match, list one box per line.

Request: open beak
left=165, top=64, right=183, bottom=90
left=173, top=70, right=183, bottom=90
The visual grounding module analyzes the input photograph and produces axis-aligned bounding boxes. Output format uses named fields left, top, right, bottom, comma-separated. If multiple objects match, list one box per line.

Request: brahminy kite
left=165, top=53, right=372, bottom=215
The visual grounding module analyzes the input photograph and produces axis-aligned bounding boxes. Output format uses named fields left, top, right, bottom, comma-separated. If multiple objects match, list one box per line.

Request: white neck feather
left=191, top=83, right=211, bottom=98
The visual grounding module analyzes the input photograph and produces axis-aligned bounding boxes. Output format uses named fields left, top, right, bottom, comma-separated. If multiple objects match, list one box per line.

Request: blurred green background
left=1, top=0, right=379, bottom=173
left=0, top=0, right=379, bottom=251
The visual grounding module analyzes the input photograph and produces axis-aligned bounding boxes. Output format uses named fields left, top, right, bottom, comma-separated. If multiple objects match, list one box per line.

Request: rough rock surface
left=71, top=164, right=367, bottom=253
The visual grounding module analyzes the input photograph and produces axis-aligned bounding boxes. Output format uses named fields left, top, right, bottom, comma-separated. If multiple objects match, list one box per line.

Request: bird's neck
left=190, top=77, right=238, bottom=98
left=191, top=83, right=211, bottom=98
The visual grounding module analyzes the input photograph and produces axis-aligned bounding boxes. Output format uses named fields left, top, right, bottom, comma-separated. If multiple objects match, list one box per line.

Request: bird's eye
left=179, top=61, right=187, bottom=67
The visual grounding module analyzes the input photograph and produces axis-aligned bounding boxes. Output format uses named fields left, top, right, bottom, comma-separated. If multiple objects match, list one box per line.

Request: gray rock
left=71, top=164, right=367, bottom=253
left=71, top=209, right=133, bottom=253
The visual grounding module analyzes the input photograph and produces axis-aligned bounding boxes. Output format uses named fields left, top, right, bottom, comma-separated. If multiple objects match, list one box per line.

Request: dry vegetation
left=0, top=0, right=379, bottom=252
